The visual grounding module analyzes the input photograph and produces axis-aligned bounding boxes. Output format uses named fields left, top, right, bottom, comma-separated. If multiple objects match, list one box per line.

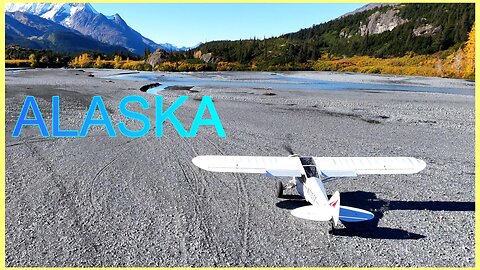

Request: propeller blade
left=283, top=143, right=294, bottom=155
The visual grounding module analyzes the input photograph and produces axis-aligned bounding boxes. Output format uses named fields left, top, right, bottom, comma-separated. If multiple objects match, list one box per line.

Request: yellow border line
left=1, top=1, right=477, bottom=269
left=1, top=1, right=5, bottom=270
left=475, top=1, right=479, bottom=269
left=3, top=0, right=479, bottom=3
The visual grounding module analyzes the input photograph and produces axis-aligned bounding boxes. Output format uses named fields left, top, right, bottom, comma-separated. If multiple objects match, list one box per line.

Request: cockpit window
left=300, top=157, right=319, bottom=178
left=303, top=165, right=318, bottom=178
left=300, top=157, right=315, bottom=165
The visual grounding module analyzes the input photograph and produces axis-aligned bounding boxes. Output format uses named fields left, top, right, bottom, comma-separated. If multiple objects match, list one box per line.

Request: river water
left=101, top=71, right=474, bottom=96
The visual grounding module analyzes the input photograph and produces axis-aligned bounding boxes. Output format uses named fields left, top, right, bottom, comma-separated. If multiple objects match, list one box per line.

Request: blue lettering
left=189, top=96, right=225, bottom=137
left=79, top=96, right=116, bottom=137
left=52, top=96, right=78, bottom=137
left=155, top=95, right=189, bottom=137
left=12, top=95, right=225, bottom=138
left=118, top=96, right=150, bottom=138
left=12, top=96, right=49, bottom=137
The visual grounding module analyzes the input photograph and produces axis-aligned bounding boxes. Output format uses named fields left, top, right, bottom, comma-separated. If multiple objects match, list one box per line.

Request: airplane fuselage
left=293, top=155, right=330, bottom=209
left=295, top=176, right=328, bottom=206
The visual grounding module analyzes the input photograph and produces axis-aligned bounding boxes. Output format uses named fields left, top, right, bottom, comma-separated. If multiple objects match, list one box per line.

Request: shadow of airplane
left=276, top=191, right=474, bottom=240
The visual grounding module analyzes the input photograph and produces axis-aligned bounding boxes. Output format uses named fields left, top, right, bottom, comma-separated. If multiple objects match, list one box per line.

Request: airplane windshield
left=300, top=157, right=319, bottom=178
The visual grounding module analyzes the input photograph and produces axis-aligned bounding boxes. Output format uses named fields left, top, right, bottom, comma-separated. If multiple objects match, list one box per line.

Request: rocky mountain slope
left=6, top=11, right=127, bottom=53
left=5, top=3, right=184, bottom=54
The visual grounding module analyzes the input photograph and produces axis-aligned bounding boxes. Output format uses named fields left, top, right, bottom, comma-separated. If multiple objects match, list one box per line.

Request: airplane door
left=295, top=176, right=305, bottom=197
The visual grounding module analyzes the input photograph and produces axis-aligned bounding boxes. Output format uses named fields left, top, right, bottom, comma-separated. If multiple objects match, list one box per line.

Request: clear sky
left=92, top=3, right=365, bottom=48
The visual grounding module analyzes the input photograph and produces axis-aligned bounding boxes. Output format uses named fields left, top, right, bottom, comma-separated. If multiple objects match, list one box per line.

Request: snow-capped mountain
left=159, top=42, right=202, bottom=52
left=6, top=9, right=129, bottom=53
left=6, top=3, right=98, bottom=27
left=5, top=3, right=188, bottom=54
left=5, top=10, right=127, bottom=53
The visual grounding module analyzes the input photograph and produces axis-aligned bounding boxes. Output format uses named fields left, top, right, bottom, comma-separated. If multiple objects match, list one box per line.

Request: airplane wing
left=192, top=156, right=426, bottom=178
left=192, top=155, right=304, bottom=177
left=314, top=157, right=426, bottom=176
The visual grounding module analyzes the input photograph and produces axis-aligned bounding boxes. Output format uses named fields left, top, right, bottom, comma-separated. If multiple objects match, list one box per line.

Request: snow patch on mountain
left=5, top=3, right=194, bottom=53
left=6, top=3, right=99, bottom=27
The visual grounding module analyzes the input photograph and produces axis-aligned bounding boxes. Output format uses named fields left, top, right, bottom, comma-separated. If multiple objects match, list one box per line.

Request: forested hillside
left=6, top=3, right=475, bottom=79
left=197, top=4, right=474, bottom=66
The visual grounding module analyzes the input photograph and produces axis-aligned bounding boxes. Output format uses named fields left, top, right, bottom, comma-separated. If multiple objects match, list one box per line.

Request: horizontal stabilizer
left=339, top=206, right=375, bottom=222
left=290, top=204, right=374, bottom=223
left=290, top=205, right=332, bottom=221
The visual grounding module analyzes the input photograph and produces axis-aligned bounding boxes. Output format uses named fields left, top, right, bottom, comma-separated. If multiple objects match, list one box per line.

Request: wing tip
left=410, top=157, right=426, bottom=173
left=192, top=156, right=205, bottom=169
left=417, top=158, right=427, bottom=173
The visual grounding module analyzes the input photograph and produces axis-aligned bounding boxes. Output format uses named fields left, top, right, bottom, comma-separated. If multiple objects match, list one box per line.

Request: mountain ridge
left=5, top=11, right=128, bottom=54
left=5, top=3, right=190, bottom=54
left=5, top=3, right=474, bottom=61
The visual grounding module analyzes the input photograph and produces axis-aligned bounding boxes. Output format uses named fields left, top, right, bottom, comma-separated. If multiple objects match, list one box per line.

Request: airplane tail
left=290, top=191, right=374, bottom=224
left=328, top=191, right=340, bottom=226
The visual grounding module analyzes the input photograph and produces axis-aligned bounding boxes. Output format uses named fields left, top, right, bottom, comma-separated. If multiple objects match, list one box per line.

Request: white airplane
left=192, top=154, right=426, bottom=226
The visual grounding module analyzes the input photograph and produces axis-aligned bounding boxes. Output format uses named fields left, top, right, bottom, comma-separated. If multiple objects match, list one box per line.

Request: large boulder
left=359, top=9, right=408, bottom=36
left=200, top=53, right=222, bottom=63
left=413, top=24, right=442, bottom=37
left=146, top=49, right=167, bottom=67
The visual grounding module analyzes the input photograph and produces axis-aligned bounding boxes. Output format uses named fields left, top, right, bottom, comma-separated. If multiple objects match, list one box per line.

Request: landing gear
left=276, top=179, right=296, bottom=198
left=275, top=180, right=284, bottom=198
left=330, top=219, right=336, bottom=230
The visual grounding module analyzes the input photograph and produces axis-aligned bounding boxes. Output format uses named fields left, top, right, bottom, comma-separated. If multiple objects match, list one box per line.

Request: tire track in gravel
left=138, top=134, right=192, bottom=265
left=233, top=169, right=251, bottom=265
left=6, top=137, right=53, bottom=148
left=178, top=137, right=222, bottom=265
left=176, top=159, right=219, bottom=263
left=204, top=137, right=252, bottom=265
left=109, top=144, right=188, bottom=265
left=116, top=158, right=143, bottom=206
left=21, top=141, right=102, bottom=260
left=180, top=138, right=208, bottom=198
left=89, top=156, right=119, bottom=213
left=86, top=137, right=149, bottom=215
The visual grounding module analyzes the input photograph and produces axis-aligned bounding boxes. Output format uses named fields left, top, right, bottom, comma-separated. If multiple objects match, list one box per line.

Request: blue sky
left=92, top=4, right=365, bottom=48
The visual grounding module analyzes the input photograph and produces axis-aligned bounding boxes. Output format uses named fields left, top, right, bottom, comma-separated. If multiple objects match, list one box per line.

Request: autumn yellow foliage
left=448, top=24, right=474, bottom=79
left=463, top=25, right=475, bottom=78
left=313, top=25, right=475, bottom=79
left=5, top=59, right=31, bottom=67
left=63, top=27, right=477, bottom=79
left=71, top=53, right=92, bottom=68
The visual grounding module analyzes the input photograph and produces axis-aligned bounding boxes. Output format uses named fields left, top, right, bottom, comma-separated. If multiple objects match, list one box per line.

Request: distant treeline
left=5, top=28, right=475, bottom=79
left=5, top=4, right=475, bottom=79
left=197, top=4, right=474, bottom=66
left=5, top=45, right=143, bottom=68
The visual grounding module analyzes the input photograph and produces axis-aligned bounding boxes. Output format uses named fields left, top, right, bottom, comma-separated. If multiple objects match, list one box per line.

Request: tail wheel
left=275, top=180, right=284, bottom=198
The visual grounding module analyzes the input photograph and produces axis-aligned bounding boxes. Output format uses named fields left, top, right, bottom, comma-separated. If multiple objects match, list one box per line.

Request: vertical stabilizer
left=329, top=191, right=340, bottom=225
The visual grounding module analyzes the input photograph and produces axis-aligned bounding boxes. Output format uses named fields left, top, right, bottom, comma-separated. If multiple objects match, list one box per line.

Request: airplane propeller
left=283, top=143, right=295, bottom=156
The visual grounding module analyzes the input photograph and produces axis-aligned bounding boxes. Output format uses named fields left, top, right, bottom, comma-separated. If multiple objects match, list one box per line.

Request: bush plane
left=192, top=153, right=426, bottom=226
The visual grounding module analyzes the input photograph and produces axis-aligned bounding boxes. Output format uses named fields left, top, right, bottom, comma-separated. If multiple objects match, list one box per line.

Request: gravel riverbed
left=5, top=68, right=475, bottom=267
